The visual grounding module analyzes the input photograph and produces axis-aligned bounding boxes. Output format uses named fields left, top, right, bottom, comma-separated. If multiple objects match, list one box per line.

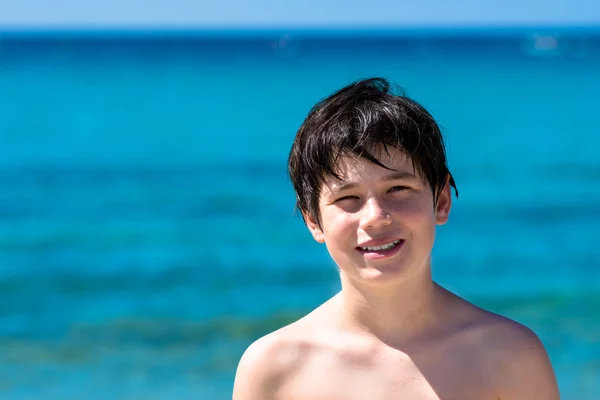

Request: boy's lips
left=356, top=238, right=405, bottom=260
left=356, top=237, right=404, bottom=249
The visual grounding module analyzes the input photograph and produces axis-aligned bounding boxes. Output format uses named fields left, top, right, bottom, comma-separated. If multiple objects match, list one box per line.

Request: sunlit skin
left=233, top=146, right=560, bottom=400
left=307, top=146, right=447, bottom=288
left=302, top=146, right=451, bottom=345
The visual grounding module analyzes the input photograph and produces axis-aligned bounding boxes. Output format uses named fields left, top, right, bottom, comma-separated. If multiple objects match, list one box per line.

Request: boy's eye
left=336, top=195, right=359, bottom=202
left=389, top=186, right=409, bottom=192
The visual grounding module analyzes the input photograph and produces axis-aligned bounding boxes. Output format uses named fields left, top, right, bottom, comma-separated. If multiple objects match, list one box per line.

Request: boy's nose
left=359, top=198, right=392, bottom=230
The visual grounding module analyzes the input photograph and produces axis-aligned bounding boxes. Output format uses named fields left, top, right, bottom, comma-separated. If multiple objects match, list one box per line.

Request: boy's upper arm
left=494, top=324, right=560, bottom=400
left=233, top=334, right=295, bottom=400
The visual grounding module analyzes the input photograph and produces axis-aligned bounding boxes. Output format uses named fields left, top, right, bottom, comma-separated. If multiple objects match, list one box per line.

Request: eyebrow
left=328, top=171, right=419, bottom=193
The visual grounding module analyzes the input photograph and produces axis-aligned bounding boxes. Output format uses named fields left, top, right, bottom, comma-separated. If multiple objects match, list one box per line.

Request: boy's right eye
left=336, top=196, right=359, bottom=202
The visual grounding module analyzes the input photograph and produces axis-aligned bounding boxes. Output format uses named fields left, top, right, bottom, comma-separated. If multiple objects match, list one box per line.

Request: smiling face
left=304, top=146, right=452, bottom=287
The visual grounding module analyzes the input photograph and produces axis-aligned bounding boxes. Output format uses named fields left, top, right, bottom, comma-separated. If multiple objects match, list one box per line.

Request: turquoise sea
left=1, top=28, right=599, bottom=399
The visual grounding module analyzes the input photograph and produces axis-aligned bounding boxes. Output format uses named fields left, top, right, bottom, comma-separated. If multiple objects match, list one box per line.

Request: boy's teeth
left=362, top=240, right=399, bottom=251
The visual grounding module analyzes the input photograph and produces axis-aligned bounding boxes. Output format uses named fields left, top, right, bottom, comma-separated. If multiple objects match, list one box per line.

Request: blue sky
left=0, top=0, right=599, bottom=28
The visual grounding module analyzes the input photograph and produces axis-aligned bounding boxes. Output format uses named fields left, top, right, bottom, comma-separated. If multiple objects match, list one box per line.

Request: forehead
left=331, top=146, right=416, bottom=181
left=319, top=146, right=424, bottom=196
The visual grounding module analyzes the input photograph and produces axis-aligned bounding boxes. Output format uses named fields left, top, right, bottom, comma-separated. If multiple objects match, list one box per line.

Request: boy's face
left=305, top=146, right=451, bottom=286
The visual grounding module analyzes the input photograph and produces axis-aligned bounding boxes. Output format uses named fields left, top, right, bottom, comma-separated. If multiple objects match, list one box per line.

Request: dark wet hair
left=288, top=77, right=458, bottom=227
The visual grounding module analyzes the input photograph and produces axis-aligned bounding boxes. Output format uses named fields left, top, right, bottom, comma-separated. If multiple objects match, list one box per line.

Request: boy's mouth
left=356, top=239, right=405, bottom=259
left=358, top=240, right=401, bottom=252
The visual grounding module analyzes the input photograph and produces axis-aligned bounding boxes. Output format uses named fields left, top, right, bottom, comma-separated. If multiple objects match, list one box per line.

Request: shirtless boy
left=233, top=78, right=559, bottom=400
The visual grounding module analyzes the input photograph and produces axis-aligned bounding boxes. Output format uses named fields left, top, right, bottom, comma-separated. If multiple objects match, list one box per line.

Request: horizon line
left=2, top=23, right=600, bottom=39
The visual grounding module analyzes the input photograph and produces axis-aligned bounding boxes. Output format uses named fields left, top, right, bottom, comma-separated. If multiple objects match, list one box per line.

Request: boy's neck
left=335, top=263, right=445, bottom=348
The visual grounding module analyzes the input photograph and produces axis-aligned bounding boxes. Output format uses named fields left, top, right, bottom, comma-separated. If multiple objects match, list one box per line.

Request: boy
left=232, top=78, right=559, bottom=399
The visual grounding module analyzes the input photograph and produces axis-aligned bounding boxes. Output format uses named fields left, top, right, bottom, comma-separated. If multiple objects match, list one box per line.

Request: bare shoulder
left=479, top=313, right=559, bottom=399
left=232, top=304, right=330, bottom=400
left=447, top=292, right=560, bottom=399
left=232, top=327, right=305, bottom=400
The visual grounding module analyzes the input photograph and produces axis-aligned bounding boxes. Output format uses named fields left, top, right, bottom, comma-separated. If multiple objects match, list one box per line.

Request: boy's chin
left=342, top=262, right=420, bottom=286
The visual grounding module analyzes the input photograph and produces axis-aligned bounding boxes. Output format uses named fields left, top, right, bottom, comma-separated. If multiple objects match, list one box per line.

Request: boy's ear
left=435, top=179, right=452, bottom=225
left=303, top=212, right=326, bottom=243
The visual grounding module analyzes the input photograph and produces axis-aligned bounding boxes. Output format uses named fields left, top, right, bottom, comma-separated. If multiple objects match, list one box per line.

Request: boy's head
left=288, top=77, right=458, bottom=228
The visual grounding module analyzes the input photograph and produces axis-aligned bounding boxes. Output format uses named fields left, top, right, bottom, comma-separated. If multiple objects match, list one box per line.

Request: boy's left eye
left=388, top=186, right=409, bottom=192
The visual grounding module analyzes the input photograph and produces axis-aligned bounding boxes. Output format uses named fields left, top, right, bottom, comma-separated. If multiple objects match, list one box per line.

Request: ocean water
left=0, top=29, right=599, bottom=399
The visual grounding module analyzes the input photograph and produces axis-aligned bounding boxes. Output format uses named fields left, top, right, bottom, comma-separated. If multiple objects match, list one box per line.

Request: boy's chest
left=280, top=349, right=498, bottom=400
